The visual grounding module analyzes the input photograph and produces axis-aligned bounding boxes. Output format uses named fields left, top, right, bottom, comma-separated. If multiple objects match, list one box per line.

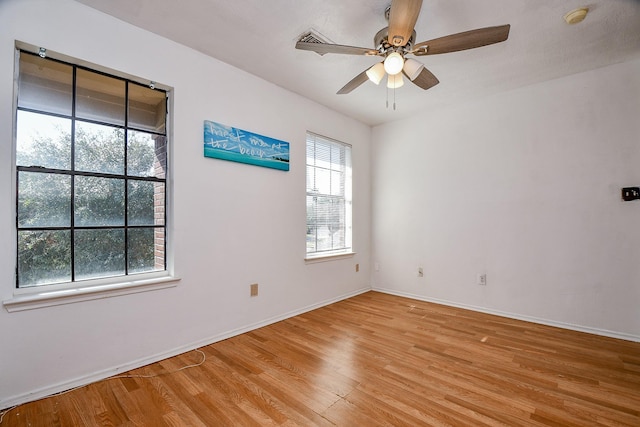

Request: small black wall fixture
left=621, top=187, right=640, bottom=201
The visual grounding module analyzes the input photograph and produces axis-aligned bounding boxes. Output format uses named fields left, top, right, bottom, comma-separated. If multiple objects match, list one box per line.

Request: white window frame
left=305, top=132, right=353, bottom=260
left=3, top=42, right=179, bottom=312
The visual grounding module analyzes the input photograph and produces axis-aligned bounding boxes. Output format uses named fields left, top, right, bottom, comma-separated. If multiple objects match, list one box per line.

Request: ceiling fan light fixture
left=387, top=73, right=404, bottom=89
left=366, top=62, right=386, bottom=85
left=384, top=52, right=404, bottom=75
left=403, top=58, right=424, bottom=81
left=296, top=2, right=511, bottom=100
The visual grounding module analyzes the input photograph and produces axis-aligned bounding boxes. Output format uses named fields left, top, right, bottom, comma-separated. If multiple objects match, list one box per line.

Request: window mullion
left=70, top=65, right=77, bottom=282
left=124, top=81, right=129, bottom=276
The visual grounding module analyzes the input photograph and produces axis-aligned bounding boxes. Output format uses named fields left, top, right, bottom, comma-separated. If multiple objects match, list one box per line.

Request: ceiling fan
left=296, top=0, right=510, bottom=97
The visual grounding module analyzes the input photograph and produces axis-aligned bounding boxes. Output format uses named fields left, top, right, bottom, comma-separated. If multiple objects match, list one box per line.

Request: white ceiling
left=73, top=0, right=640, bottom=126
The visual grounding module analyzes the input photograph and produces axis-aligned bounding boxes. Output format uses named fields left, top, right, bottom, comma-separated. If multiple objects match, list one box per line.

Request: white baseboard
left=373, top=287, right=640, bottom=343
left=0, top=287, right=370, bottom=410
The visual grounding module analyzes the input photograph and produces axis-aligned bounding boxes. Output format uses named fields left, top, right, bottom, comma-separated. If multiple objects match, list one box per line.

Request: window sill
left=305, top=252, right=356, bottom=264
left=3, top=275, right=180, bottom=313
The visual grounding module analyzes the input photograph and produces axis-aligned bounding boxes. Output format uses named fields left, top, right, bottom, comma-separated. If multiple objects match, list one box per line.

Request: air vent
left=298, top=31, right=331, bottom=55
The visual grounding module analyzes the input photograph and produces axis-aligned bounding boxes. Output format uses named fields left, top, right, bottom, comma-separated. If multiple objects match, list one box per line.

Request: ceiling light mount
left=564, top=7, right=589, bottom=25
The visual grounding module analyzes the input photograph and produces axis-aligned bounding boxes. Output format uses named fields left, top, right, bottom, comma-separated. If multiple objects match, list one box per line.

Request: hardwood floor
left=2, top=291, right=640, bottom=426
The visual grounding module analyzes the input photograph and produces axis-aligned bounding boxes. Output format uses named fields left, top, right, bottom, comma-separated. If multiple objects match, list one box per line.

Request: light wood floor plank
left=2, top=291, right=639, bottom=426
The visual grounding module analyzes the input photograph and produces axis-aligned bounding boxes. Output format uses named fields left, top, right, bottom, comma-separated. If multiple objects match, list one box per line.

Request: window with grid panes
left=15, top=50, right=168, bottom=288
left=306, top=132, right=352, bottom=257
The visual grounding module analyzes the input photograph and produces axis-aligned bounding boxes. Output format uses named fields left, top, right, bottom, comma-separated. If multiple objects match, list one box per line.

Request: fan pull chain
left=388, top=74, right=396, bottom=111
left=386, top=83, right=389, bottom=109
left=393, top=83, right=397, bottom=111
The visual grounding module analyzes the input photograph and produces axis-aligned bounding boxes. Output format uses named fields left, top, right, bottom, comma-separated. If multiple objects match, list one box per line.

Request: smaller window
left=306, top=132, right=352, bottom=257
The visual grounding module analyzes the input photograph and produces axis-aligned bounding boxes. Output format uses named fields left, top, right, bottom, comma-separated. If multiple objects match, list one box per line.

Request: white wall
left=372, top=59, right=640, bottom=340
left=0, top=0, right=371, bottom=407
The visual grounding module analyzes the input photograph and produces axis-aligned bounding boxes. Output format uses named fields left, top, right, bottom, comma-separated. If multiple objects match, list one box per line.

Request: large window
left=306, top=132, right=352, bottom=257
left=15, top=50, right=168, bottom=288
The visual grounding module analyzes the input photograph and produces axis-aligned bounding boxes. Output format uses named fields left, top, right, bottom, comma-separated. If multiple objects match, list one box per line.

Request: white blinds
left=306, top=132, right=352, bottom=256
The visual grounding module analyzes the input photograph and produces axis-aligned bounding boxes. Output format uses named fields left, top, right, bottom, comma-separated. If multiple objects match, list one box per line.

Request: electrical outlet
left=418, top=267, right=424, bottom=277
left=477, top=274, right=487, bottom=286
left=250, top=283, right=258, bottom=296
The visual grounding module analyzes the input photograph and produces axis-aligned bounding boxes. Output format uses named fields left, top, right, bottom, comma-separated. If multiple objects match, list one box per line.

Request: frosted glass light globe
left=383, top=52, right=404, bottom=76
left=387, top=73, right=404, bottom=89
left=403, top=58, right=424, bottom=81
left=366, top=62, right=385, bottom=85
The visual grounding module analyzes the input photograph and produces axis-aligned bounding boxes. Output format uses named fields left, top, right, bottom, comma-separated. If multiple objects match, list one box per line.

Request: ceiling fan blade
left=337, top=70, right=370, bottom=94
left=296, top=41, right=378, bottom=56
left=405, top=67, right=439, bottom=90
left=388, top=0, right=423, bottom=47
left=413, top=24, right=510, bottom=56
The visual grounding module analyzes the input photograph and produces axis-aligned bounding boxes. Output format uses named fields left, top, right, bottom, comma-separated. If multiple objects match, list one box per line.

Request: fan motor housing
left=374, top=27, right=416, bottom=51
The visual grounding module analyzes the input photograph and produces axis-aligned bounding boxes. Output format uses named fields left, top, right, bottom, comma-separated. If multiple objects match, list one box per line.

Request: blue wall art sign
left=204, top=120, right=290, bottom=171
